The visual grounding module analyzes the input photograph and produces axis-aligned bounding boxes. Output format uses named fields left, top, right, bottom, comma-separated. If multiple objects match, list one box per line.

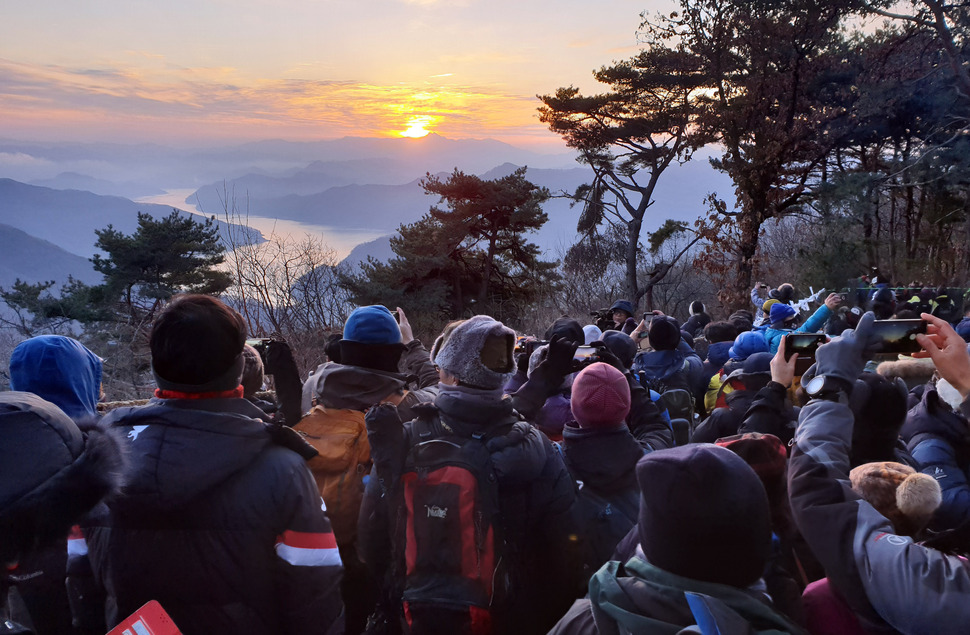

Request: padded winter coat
left=789, top=395, right=970, bottom=634
left=80, top=398, right=344, bottom=635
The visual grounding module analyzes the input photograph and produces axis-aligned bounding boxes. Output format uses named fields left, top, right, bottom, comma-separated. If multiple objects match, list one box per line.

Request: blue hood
left=705, top=341, right=733, bottom=369
left=9, top=335, right=102, bottom=420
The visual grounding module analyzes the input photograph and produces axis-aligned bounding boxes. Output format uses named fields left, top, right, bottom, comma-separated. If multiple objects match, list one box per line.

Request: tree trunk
left=625, top=219, right=642, bottom=309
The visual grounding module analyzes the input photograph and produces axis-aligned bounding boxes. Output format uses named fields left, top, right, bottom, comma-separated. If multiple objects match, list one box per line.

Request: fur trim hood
left=0, top=392, right=126, bottom=562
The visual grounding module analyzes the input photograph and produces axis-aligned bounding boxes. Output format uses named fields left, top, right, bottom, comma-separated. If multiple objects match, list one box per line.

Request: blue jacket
left=901, top=388, right=970, bottom=531
left=9, top=335, right=102, bottom=421
left=764, top=305, right=833, bottom=354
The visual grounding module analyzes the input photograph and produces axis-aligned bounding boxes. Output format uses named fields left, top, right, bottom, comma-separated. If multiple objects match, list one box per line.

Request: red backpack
left=399, top=420, right=501, bottom=635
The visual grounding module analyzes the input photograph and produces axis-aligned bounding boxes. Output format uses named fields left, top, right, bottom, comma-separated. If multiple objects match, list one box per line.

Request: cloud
left=0, top=58, right=546, bottom=142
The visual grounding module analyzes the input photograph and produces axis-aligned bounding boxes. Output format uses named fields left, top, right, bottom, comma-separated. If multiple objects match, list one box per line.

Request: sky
left=0, top=0, right=673, bottom=151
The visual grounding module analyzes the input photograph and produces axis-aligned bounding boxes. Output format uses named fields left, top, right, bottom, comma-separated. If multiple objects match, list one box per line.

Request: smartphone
left=245, top=337, right=272, bottom=349
left=869, top=319, right=927, bottom=355
left=108, top=600, right=182, bottom=635
left=573, top=345, right=597, bottom=361
left=784, top=333, right=825, bottom=375
left=784, top=333, right=826, bottom=359
left=642, top=312, right=654, bottom=325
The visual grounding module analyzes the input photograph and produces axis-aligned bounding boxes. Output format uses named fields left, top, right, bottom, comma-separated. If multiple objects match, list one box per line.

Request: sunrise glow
left=400, top=115, right=435, bottom=138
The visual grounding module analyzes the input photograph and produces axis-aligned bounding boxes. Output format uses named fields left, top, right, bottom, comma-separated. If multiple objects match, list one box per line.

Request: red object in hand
left=107, top=601, right=182, bottom=635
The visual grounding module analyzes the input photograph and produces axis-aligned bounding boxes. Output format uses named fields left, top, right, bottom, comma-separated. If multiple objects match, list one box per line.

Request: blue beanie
left=342, top=306, right=402, bottom=345
left=729, top=331, right=769, bottom=361
left=769, top=303, right=797, bottom=328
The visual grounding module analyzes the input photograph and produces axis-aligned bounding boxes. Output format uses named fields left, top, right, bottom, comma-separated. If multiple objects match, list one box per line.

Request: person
left=550, top=444, right=802, bottom=634
left=607, top=299, right=637, bottom=335
left=1, top=392, right=125, bottom=635
left=681, top=301, right=711, bottom=338
left=693, top=352, right=774, bottom=444
left=764, top=292, right=841, bottom=354
left=787, top=311, right=970, bottom=634
left=752, top=280, right=772, bottom=312
left=77, top=294, right=344, bottom=635
left=631, top=316, right=703, bottom=394
left=295, top=305, right=428, bottom=634
left=582, top=324, right=603, bottom=345
left=559, top=363, right=643, bottom=588
left=362, top=315, right=578, bottom=635
left=801, top=462, right=942, bottom=635
left=7, top=335, right=106, bottom=634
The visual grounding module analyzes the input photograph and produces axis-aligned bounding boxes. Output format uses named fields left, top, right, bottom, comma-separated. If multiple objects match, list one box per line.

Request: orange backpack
left=294, top=406, right=372, bottom=546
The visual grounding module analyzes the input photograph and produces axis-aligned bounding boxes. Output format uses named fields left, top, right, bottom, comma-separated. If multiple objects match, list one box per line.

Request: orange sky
left=0, top=1, right=666, bottom=150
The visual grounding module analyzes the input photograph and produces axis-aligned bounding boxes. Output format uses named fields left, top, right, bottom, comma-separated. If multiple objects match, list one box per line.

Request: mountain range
left=0, top=135, right=735, bottom=289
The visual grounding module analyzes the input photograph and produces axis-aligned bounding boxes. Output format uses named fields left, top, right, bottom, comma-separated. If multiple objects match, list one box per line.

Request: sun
left=399, top=115, right=434, bottom=138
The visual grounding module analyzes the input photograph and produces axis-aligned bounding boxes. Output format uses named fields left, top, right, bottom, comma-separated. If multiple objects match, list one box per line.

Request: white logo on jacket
left=426, top=505, right=448, bottom=519
left=128, top=425, right=149, bottom=441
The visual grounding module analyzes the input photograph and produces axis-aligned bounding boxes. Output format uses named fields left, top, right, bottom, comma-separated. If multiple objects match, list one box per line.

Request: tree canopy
left=342, top=167, right=558, bottom=328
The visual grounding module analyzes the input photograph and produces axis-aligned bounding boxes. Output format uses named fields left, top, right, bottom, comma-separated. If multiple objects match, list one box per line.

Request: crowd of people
left=3, top=279, right=970, bottom=634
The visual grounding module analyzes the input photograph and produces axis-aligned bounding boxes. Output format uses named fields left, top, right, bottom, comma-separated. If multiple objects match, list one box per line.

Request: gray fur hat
left=433, top=315, right=516, bottom=390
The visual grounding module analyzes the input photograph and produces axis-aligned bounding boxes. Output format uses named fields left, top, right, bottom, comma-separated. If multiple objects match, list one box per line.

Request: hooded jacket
left=788, top=396, right=970, bottom=635
left=9, top=335, right=102, bottom=421
left=549, top=554, right=803, bottom=635
left=80, top=397, right=344, bottom=635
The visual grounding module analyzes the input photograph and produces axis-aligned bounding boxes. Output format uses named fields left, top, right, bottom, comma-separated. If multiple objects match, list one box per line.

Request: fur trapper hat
left=849, top=462, right=941, bottom=537
left=0, top=392, right=126, bottom=563
left=434, top=315, right=516, bottom=390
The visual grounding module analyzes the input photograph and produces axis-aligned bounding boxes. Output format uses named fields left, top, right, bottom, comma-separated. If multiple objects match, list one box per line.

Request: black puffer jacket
left=80, top=398, right=344, bottom=635
left=692, top=388, right=760, bottom=444
left=560, top=422, right=643, bottom=589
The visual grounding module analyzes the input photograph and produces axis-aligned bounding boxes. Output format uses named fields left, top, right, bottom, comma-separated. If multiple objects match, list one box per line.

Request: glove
left=813, top=311, right=876, bottom=384
left=542, top=334, right=579, bottom=384
left=365, top=403, right=407, bottom=489
left=590, top=341, right=625, bottom=372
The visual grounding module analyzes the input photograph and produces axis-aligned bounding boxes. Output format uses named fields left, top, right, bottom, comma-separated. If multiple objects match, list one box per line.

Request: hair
left=150, top=294, right=246, bottom=386
left=704, top=321, right=739, bottom=344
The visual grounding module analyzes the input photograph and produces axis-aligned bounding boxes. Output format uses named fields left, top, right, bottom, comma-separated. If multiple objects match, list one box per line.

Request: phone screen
left=573, top=345, right=596, bottom=361
left=869, top=319, right=927, bottom=355
left=784, top=333, right=825, bottom=359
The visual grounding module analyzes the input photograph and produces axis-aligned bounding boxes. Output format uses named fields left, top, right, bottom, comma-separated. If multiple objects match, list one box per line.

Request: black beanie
left=544, top=317, right=585, bottom=345
left=648, top=317, right=681, bottom=351
left=636, top=444, right=771, bottom=588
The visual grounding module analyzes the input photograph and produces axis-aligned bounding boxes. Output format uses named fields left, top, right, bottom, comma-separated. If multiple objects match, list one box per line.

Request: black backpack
left=571, top=482, right=639, bottom=585
left=399, top=418, right=502, bottom=635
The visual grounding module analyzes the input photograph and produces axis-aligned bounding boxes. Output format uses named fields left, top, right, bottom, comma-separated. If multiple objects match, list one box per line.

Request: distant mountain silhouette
left=0, top=179, right=262, bottom=259
left=0, top=223, right=101, bottom=289
left=30, top=172, right=165, bottom=199
left=339, top=234, right=395, bottom=270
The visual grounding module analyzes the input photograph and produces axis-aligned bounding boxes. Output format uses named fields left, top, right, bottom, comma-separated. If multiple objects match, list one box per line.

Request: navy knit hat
left=636, top=444, right=771, bottom=588
left=648, top=316, right=681, bottom=351
left=728, top=331, right=768, bottom=361
left=769, top=303, right=797, bottom=328
left=609, top=299, right=635, bottom=318
left=601, top=331, right=637, bottom=369
left=343, top=306, right=402, bottom=344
